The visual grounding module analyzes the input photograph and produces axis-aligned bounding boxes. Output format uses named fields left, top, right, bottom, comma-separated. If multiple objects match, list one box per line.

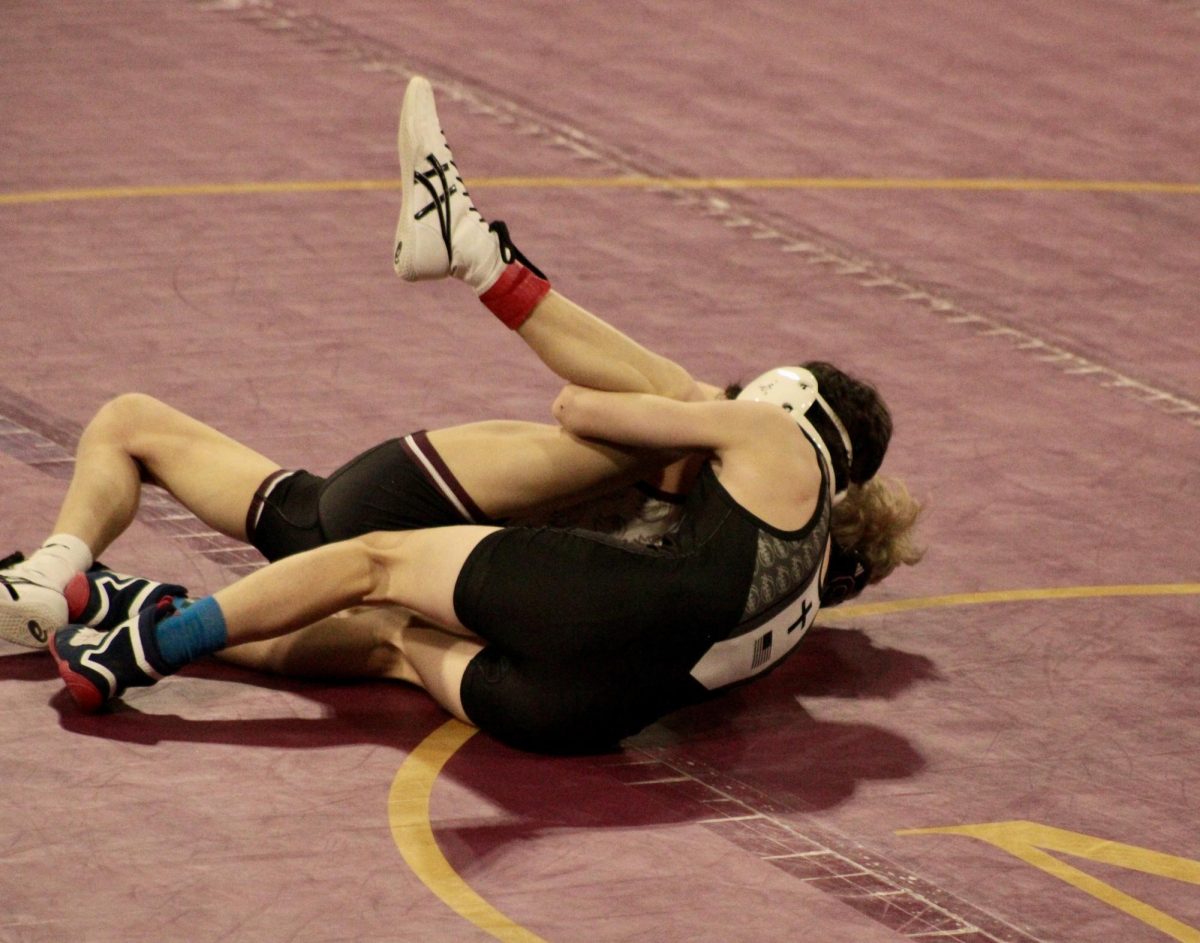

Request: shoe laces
left=413, top=136, right=544, bottom=280
left=488, top=220, right=547, bottom=279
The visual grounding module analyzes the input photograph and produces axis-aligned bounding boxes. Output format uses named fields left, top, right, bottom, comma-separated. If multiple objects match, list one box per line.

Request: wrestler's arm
left=553, top=385, right=821, bottom=530
left=552, top=385, right=771, bottom=451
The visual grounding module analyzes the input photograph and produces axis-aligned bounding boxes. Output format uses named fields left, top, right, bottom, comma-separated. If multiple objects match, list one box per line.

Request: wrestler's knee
left=348, top=531, right=416, bottom=605
left=346, top=530, right=468, bottom=629
left=83, top=393, right=185, bottom=484
left=86, top=393, right=173, bottom=449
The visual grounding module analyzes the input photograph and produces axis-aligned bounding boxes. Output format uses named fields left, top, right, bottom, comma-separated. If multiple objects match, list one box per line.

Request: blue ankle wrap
left=155, top=596, right=228, bottom=669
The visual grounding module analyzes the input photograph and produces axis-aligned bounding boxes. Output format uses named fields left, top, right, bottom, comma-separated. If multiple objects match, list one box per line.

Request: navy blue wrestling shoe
left=50, top=601, right=177, bottom=712
left=65, top=566, right=189, bottom=633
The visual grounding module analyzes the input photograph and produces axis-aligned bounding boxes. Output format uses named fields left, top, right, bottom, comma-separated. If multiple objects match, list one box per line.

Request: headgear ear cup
left=736, top=366, right=853, bottom=502
left=820, top=538, right=872, bottom=606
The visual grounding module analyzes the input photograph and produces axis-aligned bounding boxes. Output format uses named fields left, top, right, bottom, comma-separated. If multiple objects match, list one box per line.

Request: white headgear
left=736, top=366, right=853, bottom=502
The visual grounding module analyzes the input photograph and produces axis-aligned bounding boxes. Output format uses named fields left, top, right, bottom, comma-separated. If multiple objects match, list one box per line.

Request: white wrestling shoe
left=0, top=556, right=68, bottom=648
left=392, top=76, right=512, bottom=292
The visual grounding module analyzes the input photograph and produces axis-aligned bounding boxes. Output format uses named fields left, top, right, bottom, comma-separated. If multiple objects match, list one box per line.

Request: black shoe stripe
left=413, top=155, right=456, bottom=266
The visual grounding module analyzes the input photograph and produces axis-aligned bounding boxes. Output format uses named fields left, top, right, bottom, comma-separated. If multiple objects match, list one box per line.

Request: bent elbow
left=552, top=385, right=587, bottom=433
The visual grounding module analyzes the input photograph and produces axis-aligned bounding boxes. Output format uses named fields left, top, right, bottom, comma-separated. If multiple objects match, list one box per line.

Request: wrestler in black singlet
left=455, top=448, right=831, bottom=753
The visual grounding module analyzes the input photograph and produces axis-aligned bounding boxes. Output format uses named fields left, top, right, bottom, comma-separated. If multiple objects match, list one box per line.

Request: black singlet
left=457, top=452, right=831, bottom=753
left=248, top=433, right=489, bottom=562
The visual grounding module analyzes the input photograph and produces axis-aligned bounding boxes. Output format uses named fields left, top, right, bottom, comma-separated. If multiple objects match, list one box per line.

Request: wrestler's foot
left=50, top=600, right=177, bottom=712
left=392, top=76, right=545, bottom=295
left=66, top=567, right=190, bottom=633
left=0, top=553, right=68, bottom=648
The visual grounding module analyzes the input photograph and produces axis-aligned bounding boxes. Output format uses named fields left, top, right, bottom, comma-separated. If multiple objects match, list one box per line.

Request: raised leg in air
left=391, top=75, right=713, bottom=403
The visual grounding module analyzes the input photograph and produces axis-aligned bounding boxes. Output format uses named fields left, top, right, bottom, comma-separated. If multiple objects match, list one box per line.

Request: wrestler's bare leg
left=513, top=290, right=711, bottom=402
left=388, top=621, right=477, bottom=722
left=1, top=393, right=281, bottom=646
left=54, top=393, right=279, bottom=556
left=216, top=551, right=477, bottom=719
left=56, top=393, right=655, bottom=557
left=220, top=607, right=476, bottom=722
left=213, top=528, right=490, bottom=648
left=220, top=602, right=477, bottom=719
left=427, top=420, right=661, bottom=519
left=219, top=607, right=415, bottom=679
left=394, top=78, right=703, bottom=402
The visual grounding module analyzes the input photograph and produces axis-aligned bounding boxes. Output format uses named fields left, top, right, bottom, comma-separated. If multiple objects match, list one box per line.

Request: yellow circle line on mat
left=2, top=176, right=1199, bottom=205
left=390, top=582, right=1198, bottom=941
left=388, top=718, right=550, bottom=943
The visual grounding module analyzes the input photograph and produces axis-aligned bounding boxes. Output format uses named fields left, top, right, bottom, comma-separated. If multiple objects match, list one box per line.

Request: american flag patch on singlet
left=751, top=631, right=773, bottom=669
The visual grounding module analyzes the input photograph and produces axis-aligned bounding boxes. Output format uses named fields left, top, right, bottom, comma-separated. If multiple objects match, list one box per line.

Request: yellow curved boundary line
left=389, top=583, right=1200, bottom=940
left=388, top=719, right=549, bottom=943
left=2, top=175, right=1199, bottom=205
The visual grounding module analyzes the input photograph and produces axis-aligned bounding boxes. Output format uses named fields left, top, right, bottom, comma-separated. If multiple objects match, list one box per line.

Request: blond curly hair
left=831, top=475, right=925, bottom=583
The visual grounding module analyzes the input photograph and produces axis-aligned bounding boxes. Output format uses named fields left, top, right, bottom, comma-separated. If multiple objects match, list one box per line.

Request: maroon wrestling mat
left=2, top=2, right=1197, bottom=940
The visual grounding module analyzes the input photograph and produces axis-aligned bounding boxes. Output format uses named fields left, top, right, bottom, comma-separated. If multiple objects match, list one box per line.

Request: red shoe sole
left=47, top=631, right=105, bottom=712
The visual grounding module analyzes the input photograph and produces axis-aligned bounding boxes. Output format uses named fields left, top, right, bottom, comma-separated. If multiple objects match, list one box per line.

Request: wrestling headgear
left=736, top=366, right=853, bottom=503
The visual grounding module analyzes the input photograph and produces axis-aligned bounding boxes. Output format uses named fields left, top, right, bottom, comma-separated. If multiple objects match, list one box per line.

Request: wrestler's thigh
left=427, top=421, right=645, bottom=518
left=360, top=525, right=498, bottom=631
left=124, top=395, right=281, bottom=541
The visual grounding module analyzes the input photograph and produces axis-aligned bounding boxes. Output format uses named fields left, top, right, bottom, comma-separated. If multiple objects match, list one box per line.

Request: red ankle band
left=480, top=263, right=551, bottom=330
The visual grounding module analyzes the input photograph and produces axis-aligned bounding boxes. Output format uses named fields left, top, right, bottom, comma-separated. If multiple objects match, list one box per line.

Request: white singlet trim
left=689, top=572, right=823, bottom=691
left=402, top=434, right=478, bottom=523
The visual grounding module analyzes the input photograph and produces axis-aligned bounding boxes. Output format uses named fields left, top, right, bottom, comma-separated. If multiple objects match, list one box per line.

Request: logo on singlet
left=787, top=597, right=813, bottom=634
